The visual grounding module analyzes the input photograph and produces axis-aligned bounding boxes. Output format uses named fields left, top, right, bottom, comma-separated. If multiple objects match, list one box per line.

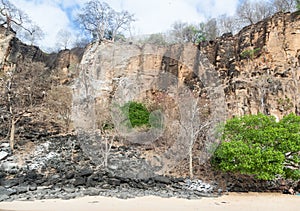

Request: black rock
left=154, top=176, right=171, bottom=185
left=155, top=183, right=167, bottom=188
left=101, top=183, right=111, bottom=189
left=66, top=172, right=75, bottom=180
left=49, top=174, right=62, bottom=184
left=86, top=187, right=100, bottom=196
left=78, top=168, right=93, bottom=177
left=0, top=172, right=6, bottom=179
left=29, top=183, right=37, bottom=191
left=108, top=178, right=121, bottom=186
left=16, top=186, right=28, bottom=194
left=62, top=187, right=75, bottom=193
left=0, top=194, right=10, bottom=202
left=172, top=177, right=185, bottom=183
left=0, top=187, right=16, bottom=196
left=2, top=178, right=19, bottom=188
left=73, top=177, right=86, bottom=187
left=86, top=176, right=98, bottom=187
left=171, top=184, right=183, bottom=189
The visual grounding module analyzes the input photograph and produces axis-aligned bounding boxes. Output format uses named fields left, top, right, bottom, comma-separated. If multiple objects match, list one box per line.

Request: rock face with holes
left=200, top=11, right=300, bottom=119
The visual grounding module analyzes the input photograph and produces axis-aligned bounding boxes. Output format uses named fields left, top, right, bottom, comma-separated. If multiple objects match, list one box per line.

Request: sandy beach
left=0, top=192, right=299, bottom=211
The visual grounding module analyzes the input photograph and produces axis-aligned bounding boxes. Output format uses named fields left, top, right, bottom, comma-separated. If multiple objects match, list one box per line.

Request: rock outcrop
left=0, top=25, right=84, bottom=75
left=200, top=11, right=300, bottom=119
left=0, top=12, right=299, bottom=199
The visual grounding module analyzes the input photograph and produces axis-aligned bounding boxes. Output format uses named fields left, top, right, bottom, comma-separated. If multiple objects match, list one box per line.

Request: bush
left=121, top=101, right=151, bottom=128
left=212, top=113, right=300, bottom=180
left=240, top=48, right=260, bottom=60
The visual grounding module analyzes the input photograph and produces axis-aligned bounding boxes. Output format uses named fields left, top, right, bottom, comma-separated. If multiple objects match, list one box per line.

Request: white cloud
left=196, top=0, right=239, bottom=17
left=114, top=0, right=206, bottom=35
left=10, top=0, right=71, bottom=51
left=8, top=0, right=240, bottom=51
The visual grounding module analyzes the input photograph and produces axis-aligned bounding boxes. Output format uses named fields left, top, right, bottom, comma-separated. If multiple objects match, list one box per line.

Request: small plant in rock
left=212, top=113, right=300, bottom=180
left=240, top=48, right=261, bottom=60
left=121, top=101, right=151, bottom=128
left=120, top=101, right=164, bottom=130
left=277, top=97, right=293, bottom=111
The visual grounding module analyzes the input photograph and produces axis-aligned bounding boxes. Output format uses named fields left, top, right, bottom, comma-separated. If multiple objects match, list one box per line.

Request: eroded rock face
left=72, top=42, right=225, bottom=176
left=200, top=12, right=300, bottom=119
left=0, top=12, right=299, bottom=197
left=0, top=25, right=84, bottom=76
left=70, top=12, right=300, bottom=178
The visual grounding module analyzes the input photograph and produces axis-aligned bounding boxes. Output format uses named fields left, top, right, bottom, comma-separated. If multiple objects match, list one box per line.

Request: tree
left=296, top=0, right=300, bottom=10
left=204, top=18, right=218, bottom=41
left=0, top=61, right=50, bottom=150
left=273, top=0, right=296, bottom=12
left=73, top=32, right=90, bottom=48
left=76, top=0, right=134, bottom=42
left=46, top=86, right=72, bottom=133
left=170, top=21, right=206, bottom=44
left=55, top=29, right=73, bottom=50
left=212, top=113, right=300, bottom=180
left=142, top=33, right=168, bottom=45
left=237, top=0, right=274, bottom=25
left=217, top=14, right=238, bottom=35
left=20, top=24, right=44, bottom=46
left=0, top=0, right=33, bottom=34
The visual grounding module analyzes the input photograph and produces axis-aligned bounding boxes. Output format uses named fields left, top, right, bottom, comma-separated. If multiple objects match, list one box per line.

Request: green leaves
left=121, top=101, right=150, bottom=128
left=212, top=113, right=300, bottom=180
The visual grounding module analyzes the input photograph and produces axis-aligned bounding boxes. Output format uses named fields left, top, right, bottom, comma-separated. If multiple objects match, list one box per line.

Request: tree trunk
left=9, top=118, right=15, bottom=151
left=189, top=145, right=193, bottom=178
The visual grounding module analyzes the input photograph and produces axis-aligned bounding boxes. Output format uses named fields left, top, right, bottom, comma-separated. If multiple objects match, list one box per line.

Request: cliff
left=200, top=11, right=300, bottom=119
left=0, top=10, right=299, bottom=176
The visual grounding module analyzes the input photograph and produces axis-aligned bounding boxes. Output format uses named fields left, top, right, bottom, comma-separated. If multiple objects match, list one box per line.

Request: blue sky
left=10, top=0, right=240, bottom=51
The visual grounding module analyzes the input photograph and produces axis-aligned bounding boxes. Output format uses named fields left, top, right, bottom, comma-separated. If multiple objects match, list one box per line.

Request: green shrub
left=121, top=101, right=151, bottom=128
left=212, top=113, right=300, bottom=180
left=240, top=48, right=261, bottom=60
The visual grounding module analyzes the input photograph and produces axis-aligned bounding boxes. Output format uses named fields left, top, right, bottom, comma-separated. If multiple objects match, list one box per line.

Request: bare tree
left=204, top=18, right=218, bottom=40
left=170, top=21, right=206, bottom=44
left=109, top=10, right=134, bottom=42
left=20, top=24, right=44, bottom=46
left=272, top=0, right=296, bottom=12
left=46, top=85, right=72, bottom=133
left=76, top=0, right=134, bottom=42
left=0, top=0, right=33, bottom=34
left=237, top=0, right=274, bottom=25
left=142, top=33, right=168, bottom=45
left=73, top=32, right=90, bottom=48
left=56, top=29, right=73, bottom=50
left=217, top=14, right=239, bottom=35
left=0, top=61, right=49, bottom=150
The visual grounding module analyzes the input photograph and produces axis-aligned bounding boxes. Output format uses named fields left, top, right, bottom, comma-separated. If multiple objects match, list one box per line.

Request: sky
left=9, top=0, right=240, bottom=51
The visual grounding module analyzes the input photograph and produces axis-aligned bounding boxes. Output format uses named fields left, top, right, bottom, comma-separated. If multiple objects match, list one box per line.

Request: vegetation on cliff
left=212, top=113, right=300, bottom=180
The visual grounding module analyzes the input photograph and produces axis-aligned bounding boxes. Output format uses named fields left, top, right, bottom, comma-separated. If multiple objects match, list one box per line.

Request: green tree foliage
left=297, top=0, right=300, bottom=10
left=240, top=48, right=261, bottom=60
left=170, top=22, right=202, bottom=44
left=121, top=101, right=150, bottom=128
left=212, top=113, right=300, bottom=180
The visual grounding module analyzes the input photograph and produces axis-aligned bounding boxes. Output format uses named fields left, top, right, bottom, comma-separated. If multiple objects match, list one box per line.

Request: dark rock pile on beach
left=0, top=135, right=218, bottom=202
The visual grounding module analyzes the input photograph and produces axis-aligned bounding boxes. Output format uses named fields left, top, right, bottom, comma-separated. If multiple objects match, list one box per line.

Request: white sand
left=0, top=193, right=299, bottom=211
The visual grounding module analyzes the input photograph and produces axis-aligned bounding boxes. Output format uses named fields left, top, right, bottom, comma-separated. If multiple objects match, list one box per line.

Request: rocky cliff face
left=0, top=12, right=299, bottom=133
left=200, top=11, right=300, bottom=119
left=0, top=26, right=84, bottom=76
left=0, top=12, right=299, bottom=199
